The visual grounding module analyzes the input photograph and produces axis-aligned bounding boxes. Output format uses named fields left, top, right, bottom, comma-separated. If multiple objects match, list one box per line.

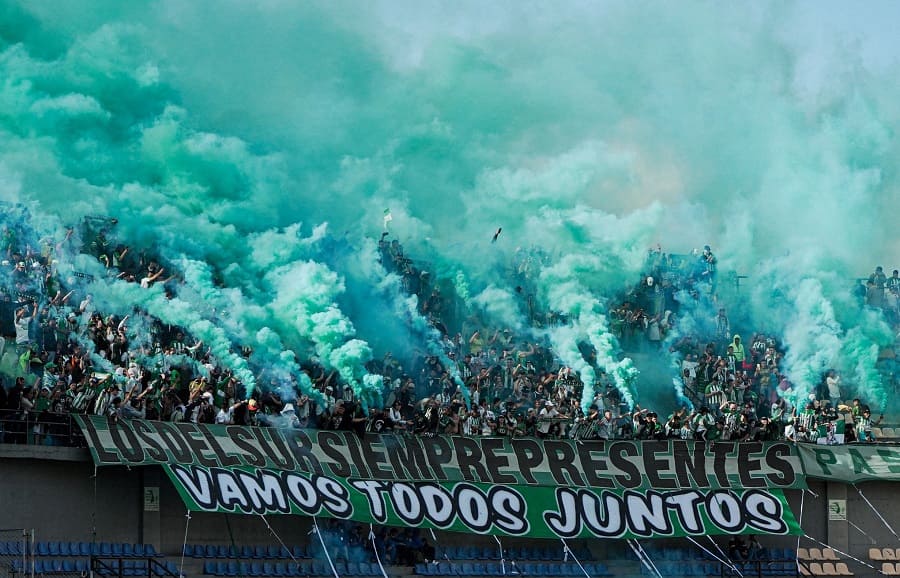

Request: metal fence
left=0, top=411, right=84, bottom=447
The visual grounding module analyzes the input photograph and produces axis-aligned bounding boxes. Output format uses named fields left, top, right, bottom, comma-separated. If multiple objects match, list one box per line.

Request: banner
left=162, top=463, right=801, bottom=539
left=74, top=416, right=806, bottom=539
left=799, top=444, right=900, bottom=483
left=75, top=416, right=804, bottom=491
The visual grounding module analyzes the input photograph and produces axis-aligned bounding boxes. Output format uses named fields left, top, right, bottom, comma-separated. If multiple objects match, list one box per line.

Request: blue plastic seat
left=111, top=543, right=124, bottom=557
left=145, top=544, right=158, bottom=557
left=273, top=562, right=288, bottom=577
left=252, top=546, right=267, bottom=559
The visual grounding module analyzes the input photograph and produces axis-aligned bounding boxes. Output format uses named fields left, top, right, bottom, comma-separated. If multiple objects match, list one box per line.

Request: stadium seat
left=254, top=545, right=268, bottom=559
left=884, top=563, right=898, bottom=575
left=820, top=548, right=838, bottom=561
left=202, top=561, right=216, bottom=574
left=37, top=541, right=50, bottom=556
left=835, top=562, right=854, bottom=576
left=797, top=548, right=810, bottom=560
left=291, top=545, right=306, bottom=559
left=263, top=562, right=278, bottom=576
left=808, top=548, right=823, bottom=560
left=886, top=549, right=899, bottom=561
left=112, top=542, right=124, bottom=557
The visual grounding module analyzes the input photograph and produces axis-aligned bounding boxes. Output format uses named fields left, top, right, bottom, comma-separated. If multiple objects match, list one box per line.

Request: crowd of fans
left=0, top=204, right=897, bottom=448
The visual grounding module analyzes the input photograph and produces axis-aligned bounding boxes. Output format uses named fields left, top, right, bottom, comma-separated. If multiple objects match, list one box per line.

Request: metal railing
left=0, top=411, right=84, bottom=448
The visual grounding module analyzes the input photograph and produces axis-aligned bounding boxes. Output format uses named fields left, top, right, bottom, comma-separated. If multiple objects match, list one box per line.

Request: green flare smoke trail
left=1, top=0, right=899, bottom=413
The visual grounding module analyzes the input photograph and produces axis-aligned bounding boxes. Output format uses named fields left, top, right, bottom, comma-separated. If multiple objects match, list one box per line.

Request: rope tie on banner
left=634, top=539, right=663, bottom=578
left=802, top=534, right=878, bottom=572
left=492, top=535, right=506, bottom=575
left=367, top=525, right=389, bottom=578
left=311, top=518, right=340, bottom=578
left=847, top=519, right=877, bottom=544
left=795, top=490, right=806, bottom=576
left=706, top=536, right=742, bottom=578
left=626, top=539, right=661, bottom=578
left=854, top=484, right=900, bottom=541
left=259, top=515, right=301, bottom=565
left=178, top=512, right=191, bottom=578
left=688, top=537, right=739, bottom=578
left=560, top=540, right=589, bottom=578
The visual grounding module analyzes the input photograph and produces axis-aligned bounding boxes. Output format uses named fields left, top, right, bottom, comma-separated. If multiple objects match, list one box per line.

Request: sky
left=1, top=0, right=899, bottom=412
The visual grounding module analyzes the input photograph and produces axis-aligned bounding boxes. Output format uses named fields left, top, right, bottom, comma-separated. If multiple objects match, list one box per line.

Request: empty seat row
left=5, top=558, right=177, bottom=576
left=652, top=561, right=801, bottom=577
left=0, top=541, right=158, bottom=558
left=873, top=427, right=900, bottom=439
left=798, top=561, right=854, bottom=576
left=797, top=547, right=839, bottom=561
left=434, top=545, right=592, bottom=562
left=185, top=544, right=310, bottom=560
left=883, top=563, right=900, bottom=575
left=416, top=561, right=609, bottom=576
left=202, top=560, right=379, bottom=577
left=870, top=548, right=900, bottom=561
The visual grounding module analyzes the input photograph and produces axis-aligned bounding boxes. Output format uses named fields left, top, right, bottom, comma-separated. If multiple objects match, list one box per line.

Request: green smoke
left=2, top=1, right=899, bottom=414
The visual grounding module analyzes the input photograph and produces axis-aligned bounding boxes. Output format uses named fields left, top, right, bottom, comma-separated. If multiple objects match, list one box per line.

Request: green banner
left=74, top=416, right=806, bottom=539
left=162, top=463, right=801, bottom=539
left=74, top=415, right=804, bottom=490
left=799, top=444, right=900, bottom=483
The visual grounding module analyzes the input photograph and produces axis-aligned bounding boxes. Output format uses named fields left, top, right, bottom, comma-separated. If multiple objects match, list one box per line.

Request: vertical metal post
left=30, top=529, right=35, bottom=578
